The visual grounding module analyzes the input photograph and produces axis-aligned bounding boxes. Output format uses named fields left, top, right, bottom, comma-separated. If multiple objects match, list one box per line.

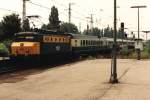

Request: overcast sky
left=0, top=0, right=150, bottom=39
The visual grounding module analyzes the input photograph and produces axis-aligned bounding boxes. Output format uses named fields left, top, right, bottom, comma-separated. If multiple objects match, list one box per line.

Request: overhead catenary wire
left=0, top=7, right=21, bottom=14
left=28, top=1, right=87, bottom=22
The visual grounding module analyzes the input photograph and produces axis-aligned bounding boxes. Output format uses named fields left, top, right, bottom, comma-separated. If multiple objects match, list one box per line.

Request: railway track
left=0, top=54, right=107, bottom=75
left=0, top=56, right=87, bottom=75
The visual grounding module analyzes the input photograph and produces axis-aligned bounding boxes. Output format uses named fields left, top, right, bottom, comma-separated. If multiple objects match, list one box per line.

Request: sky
left=0, top=0, right=150, bottom=39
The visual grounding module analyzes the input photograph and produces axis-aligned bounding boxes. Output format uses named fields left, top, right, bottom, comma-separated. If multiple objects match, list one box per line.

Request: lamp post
left=23, top=0, right=29, bottom=21
left=68, top=3, right=75, bottom=23
left=110, top=0, right=118, bottom=84
left=131, top=5, right=147, bottom=60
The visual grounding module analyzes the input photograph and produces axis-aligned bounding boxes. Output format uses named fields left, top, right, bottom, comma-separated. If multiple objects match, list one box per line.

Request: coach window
left=89, top=41, right=90, bottom=45
left=83, top=40, right=85, bottom=46
left=86, top=40, right=88, bottom=45
left=81, top=40, right=83, bottom=46
left=100, top=41, right=102, bottom=45
left=91, top=41, right=93, bottom=45
left=98, top=41, right=100, bottom=46
left=86, top=40, right=89, bottom=45
left=88, top=41, right=90, bottom=46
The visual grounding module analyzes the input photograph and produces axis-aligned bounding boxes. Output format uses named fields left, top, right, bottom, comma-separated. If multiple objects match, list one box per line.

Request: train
left=10, top=29, right=135, bottom=60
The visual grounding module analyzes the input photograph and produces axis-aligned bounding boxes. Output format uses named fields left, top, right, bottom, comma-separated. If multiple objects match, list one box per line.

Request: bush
left=0, top=43, right=9, bottom=56
left=119, top=46, right=129, bottom=55
left=144, top=45, right=150, bottom=54
left=141, top=52, right=150, bottom=59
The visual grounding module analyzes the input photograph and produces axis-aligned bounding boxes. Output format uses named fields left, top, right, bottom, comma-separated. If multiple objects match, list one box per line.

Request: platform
left=0, top=59, right=150, bottom=100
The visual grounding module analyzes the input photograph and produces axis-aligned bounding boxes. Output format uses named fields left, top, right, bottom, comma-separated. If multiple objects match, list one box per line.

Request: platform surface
left=0, top=59, right=150, bottom=100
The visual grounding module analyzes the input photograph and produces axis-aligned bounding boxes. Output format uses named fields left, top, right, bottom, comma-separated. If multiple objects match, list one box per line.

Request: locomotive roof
left=68, top=33, right=99, bottom=39
left=15, top=31, right=71, bottom=36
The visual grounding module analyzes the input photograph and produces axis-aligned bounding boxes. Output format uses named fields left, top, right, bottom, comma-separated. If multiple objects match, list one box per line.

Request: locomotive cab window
left=15, top=35, right=36, bottom=42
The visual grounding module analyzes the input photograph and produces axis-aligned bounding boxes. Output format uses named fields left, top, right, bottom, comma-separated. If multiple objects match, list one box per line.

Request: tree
left=48, top=6, right=60, bottom=30
left=22, top=18, right=30, bottom=31
left=41, top=24, right=48, bottom=30
left=0, top=22, right=3, bottom=41
left=103, top=26, right=113, bottom=38
left=1, top=13, right=21, bottom=38
left=83, top=27, right=103, bottom=36
left=60, top=22, right=78, bottom=33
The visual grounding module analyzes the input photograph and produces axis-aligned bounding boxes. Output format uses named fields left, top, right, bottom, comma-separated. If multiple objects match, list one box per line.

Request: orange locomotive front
left=11, top=42, right=40, bottom=56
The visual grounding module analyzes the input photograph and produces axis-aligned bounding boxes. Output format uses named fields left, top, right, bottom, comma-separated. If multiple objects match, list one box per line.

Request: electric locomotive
left=11, top=29, right=72, bottom=59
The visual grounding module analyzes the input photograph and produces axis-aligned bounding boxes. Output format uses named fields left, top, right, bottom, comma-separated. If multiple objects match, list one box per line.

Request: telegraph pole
left=23, top=0, right=29, bottom=21
left=131, top=5, right=147, bottom=60
left=86, top=17, right=90, bottom=34
left=110, top=0, right=118, bottom=84
left=79, top=22, right=81, bottom=33
left=69, top=3, right=71, bottom=23
left=68, top=3, right=74, bottom=23
left=23, top=0, right=26, bottom=21
left=22, top=0, right=29, bottom=29
left=90, top=14, right=94, bottom=29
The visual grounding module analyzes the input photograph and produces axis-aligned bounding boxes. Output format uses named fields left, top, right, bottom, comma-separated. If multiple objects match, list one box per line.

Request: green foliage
left=0, top=22, right=4, bottom=41
left=1, top=13, right=21, bottom=38
left=143, top=44, right=150, bottom=54
left=0, top=23, right=3, bottom=36
left=141, top=52, right=150, bottom=59
left=60, top=22, right=78, bottom=33
left=0, top=43, right=9, bottom=56
left=119, top=46, right=129, bottom=55
left=48, top=6, right=60, bottom=30
left=103, top=26, right=113, bottom=38
left=83, top=27, right=103, bottom=36
left=128, top=50, right=150, bottom=59
left=41, top=24, right=48, bottom=30
left=117, top=28, right=127, bottom=39
left=22, top=18, right=30, bottom=31
left=41, top=6, right=60, bottom=31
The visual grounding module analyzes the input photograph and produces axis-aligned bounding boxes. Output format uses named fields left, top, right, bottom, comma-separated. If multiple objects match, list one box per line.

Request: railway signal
left=121, top=22, right=124, bottom=43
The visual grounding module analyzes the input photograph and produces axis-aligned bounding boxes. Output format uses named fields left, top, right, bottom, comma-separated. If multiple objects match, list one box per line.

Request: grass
left=118, top=44, right=150, bottom=59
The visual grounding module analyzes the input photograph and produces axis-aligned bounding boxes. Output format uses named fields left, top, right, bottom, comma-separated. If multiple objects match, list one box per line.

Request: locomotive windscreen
left=14, top=32, right=40, bottom=42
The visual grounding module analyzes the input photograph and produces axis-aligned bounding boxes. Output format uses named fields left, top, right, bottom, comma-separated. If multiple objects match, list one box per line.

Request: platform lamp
left=131, top=5, right=147, bottom=60
left=142, top=31, right=150, bottom=41
left=110, top=0, right=118, bottom=84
